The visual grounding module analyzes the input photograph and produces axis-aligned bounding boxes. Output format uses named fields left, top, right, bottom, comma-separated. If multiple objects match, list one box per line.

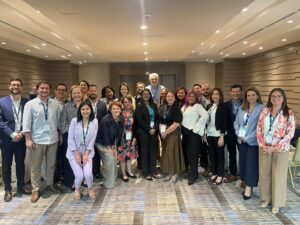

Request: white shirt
left=181, top=103, right=209, bottom=136
left=206, top=104, right=221, bottom=137
left=23, top=97, right=61, bottom=145
left=10, top=95, right=22, bottom=139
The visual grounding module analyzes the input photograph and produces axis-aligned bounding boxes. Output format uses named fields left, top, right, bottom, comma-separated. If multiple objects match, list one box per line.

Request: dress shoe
left=88, top=189, right=96, bottom=200
left=188, top=180, right=194, bottom=185
left=271, top=207, right=279, bottom=214
left=170, top=175, right=177, bottom=183
left=17, top=187, right=31, bottom=195
left=126, top=172, right=137, bottom=179
left=224, top=175, right=237, bottom=183
left=46, top=185, right=61, bottom=193
left=4, top=191, right=12, bottom=202
left=152, top=174, right=162, bottom=179
left=31, top=191, right=40, bottom=203
left=202, top=168, right=210, bottom=177
left=144, top=176, right=153, bottom=181
left=261, top=201, right=270, bottom=208
left=240, top=181, right=246, bottom=188
left=121, top=176, right=129, bottom=182
left=214, top=177, right=223, bottom=185
left=243, top=194, right=251, bottom=200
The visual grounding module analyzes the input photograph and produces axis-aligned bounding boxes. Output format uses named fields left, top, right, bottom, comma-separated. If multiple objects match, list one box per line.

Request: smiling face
left=105, top=88, right=114, bottom=100
left=246, top=90, right=258, bottom=105
left=80, top=82, right=88, bottom=93
left=150, top=77, right=158, bottom=86
left=187, top=93, right=196, bottom=105
left=88, top=86, right=98, bottom=100
left=136, top=83, right=145, bottom=94
left=193, top=85, right=202, bottom=96
left=270, top=91, right=284, bottom=108
left=120, top=85, right=129, bottom=97
left=142, top=90, right=151, bottom=102
left=38, top=83, right=50, bottom=98
left=166, top=92, right=175, bottom=105
left=55, top=85, right=67, bottom=99
left=81, top=104, right=91, bottom=119
left=177, top=89, right=186, bottom=100
left=71, top=87, right=83, bottom=102
left=230, top=87, right=242, bottom=101
left=9, top=80, right=22, bottom=95
left=111, top=104, right=122, bottom=117
left=211, top=90, right=220, bottom=104
left=123, top=98, right=132, bottom=110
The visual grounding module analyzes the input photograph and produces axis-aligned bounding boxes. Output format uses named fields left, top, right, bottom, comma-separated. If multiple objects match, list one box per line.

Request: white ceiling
left=0, top=0, right=299, bottom=64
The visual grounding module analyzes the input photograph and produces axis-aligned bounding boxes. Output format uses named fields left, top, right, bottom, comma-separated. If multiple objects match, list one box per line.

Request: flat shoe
left=121, top=176, right=129, bottom=182
left=74, top=189, right=81, bottom=200
left=152, top=174, right=162, bottom=179
left=126, top=172, right=137, bottom=178
left=144, top=176, right=153, bottom=181
left=88, top=189, right=96, bottom=200
left=261, top=201, right=270, bottom=208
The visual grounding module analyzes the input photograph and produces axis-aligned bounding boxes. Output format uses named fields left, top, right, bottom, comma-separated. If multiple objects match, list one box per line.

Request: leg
left=68, top=159, right=84, bottom=189
left=92, top=149, right=101, bottom=178
left=120, top=161, right=126, bottom=176
left=181, top=127, right=189, bottom=169
left=83, top=158, right=93, bottom=188
left=238, top=143, right=247, bottom=182
left=54, top=142, right=64, bottom=183
left=31, top=144, right=46, bottom=192
left=216, top=139, right=225, bottom=177
left=14, top=140, right=26, bottom=190
left=226, top=135, right=238, bottom=176
left=207, top=137, right=216, bottom=175
left=126, top=160, right=133, bottom=174
left=200, top=141, right=209, bottom=168
left=259, top=149, right=272, bottom=204
left=24, top=148, right=32, bottom=184
left=149, top=135, right=158, bottom=175
left=187, top=133, right=201, bottom=182
left=1, top=142, right=14, bottom=191
left=62, top=133, right=75, bottom=189
left=45, top=142, right=58, bottom=186
left=244, top=145, right=259, bottom=187
left=138, top=134, right=150, bottom=177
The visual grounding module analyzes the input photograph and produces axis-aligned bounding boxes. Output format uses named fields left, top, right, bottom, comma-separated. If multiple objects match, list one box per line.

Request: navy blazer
left=0, top=96, right=28, bottom=143
left=224, top=99, right=242, bottom=137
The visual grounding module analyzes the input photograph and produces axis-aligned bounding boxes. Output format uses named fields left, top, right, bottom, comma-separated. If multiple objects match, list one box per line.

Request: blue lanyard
left=151, top=86, right=158, bottom=100
left=163, top=105, right=172, bottom=121
left=41, top=102, right=48, bottom=121
left=269, top=109, right=281, bottom=131
left=82, top=122, right=89, bottom=145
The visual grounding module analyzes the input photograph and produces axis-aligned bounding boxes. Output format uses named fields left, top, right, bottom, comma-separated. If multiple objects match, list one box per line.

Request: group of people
left=0, top=73, right=296, bottom=215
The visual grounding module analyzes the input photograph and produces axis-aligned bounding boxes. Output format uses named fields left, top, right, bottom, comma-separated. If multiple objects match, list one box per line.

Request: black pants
left=54, top=141, right=64, bottom=183
left=200, top=141, right=209, bottom=168
left=182, top=127, right=201, bottom=182
left=138, top=132, right=157, bottom=177
left=181, top=127, right=189, bottom=170
left=1, top=138, right=26, bottom=191
left=62, top=133, right=75, bottom=189
left=225, top=134, right=238, bottom=176
left=92, top=149, right=103, bottom=179
left=207, top=136, right=225, bottom=177
left=238, top=143, right=259, bottom=187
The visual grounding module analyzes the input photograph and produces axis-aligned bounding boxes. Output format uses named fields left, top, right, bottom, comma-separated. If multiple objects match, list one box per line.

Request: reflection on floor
left=0, top=173, right=299, bottom=225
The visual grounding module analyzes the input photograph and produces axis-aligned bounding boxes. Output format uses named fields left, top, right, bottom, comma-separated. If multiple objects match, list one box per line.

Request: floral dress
left=117, top=110, right=138, bottom=161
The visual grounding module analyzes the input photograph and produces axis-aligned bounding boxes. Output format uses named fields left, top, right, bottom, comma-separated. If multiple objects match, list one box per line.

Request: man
left=200, top=83, right=211, bottom=109
left=0, top=78, right=30, bottom=202
left=224, top=84, right=243, bottom=183
left=23, top=81, right=61, bottom=203
left=54, top=83, right=68, bottom=109
left=192, top=84, right=203, bottom=102
left=134, top=82, right=145, bottom=105
left=145, top=73, right=165, bottom=105
left=29, top=85, right=37, bottom=100
left=88, top=84, right=108, bottom=180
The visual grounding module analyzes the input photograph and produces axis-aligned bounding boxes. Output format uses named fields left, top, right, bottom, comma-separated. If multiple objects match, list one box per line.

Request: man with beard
left=88, top=84, right=108, bottom=180
left=200, top=83, right=211, bottom=109
left=134, top=82, right=145, bottom=105
left=192, top=84, right=203, bottom=102
left=0, top=78, right=31, bottom=202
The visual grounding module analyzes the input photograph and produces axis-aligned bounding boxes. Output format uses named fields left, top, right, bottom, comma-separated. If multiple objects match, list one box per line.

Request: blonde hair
left=69, top=85, right=84, bottom=102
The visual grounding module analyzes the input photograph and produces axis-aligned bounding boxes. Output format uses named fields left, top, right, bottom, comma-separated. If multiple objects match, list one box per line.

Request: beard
left=10, top=89, right=20, bottom=95
left=89, top=94, right=97, bottom=100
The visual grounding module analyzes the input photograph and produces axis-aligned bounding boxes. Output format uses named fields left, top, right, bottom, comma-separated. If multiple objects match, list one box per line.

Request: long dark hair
left=101, top=85, right=116, bottom=99
left=77, top=100, right=95, bottom=122
left=209, top=88, right=224, bottom=105
left=141, top=89, right=155, bottom=105
left=266, top=88, right=290, bottom=119
left=241, top=87, right=262, bottom=111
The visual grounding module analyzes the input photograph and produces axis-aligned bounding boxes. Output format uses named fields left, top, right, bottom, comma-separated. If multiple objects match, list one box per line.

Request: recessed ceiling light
left=258, top=46, right=263, bottom=50
left=41, top=43, right=47, bottom=46
left=225, top=53, right=230, bottom=57
left=143, top=42, right=148, bottom=46
left=242, top=52, right=246, bottom=55
left=1, top=42, right=6, bottom=45
left=215, top=30, right=220, bottom=34
left=201, top=42, right=204, bottom=45
left=88, top=53, right=93, bottom=56
left=140, top=25, right=147, bottom=30
left=67, top=54, right=72, bottom=57
left=83, top=60, right=87, bottom=63
left=287, top=20, right=294, bottom=24
left=205, top=59, right=209, bottom=61
left=26, top=49, right=31, bottom=52
left=45, top=55, right=48, bottom=58
left=36, top=10, right=40, bottom=14
left=242, top=8, right=248, bottom=12
left=220, top=52, right=224, bottom=55
left=144, top=52, right=148, bottom=55
left=243, top=41, right=248, bottom=44
left=281, top=38, right=287, bottom=42
left=144, top=58, right=148, bottom=61
left=78, top=61, right=83, bottom=64
left=61, top=55, right=66, bottom=58
left=191, top=50, right=195, bottom=53
left=210, top=60, right=214, bottom=63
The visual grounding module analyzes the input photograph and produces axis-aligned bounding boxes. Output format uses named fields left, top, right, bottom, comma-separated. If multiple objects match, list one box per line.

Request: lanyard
left=244, top=110, right=251, bottom=127
left=163, top=105, right=172, bottom=121
left=41, top=101, right=48, bottom=121
left=12, top=101, right=22, bottom=123
left=151, top=86, right=158, bottom=100
left=269, top=109, right=281, bottom=131
left=82, top=122, right=89, bottom=145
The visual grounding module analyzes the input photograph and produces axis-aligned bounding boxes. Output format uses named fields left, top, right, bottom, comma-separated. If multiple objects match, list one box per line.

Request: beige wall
left=185, top=62, right=216, bottom=90
left=79, top=63, right=110, bottom=90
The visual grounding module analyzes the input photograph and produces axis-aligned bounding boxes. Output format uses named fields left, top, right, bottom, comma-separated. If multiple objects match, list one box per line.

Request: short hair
left=80, top=80, right=90, bottom=88
left=9, top=78, right=23, bottom=86
left=230, top=84, right=242, bottom=91
left=209, top=88, right=224, bottom=104
left=69, top=85, right=83, bottom=102
left=36, top=81, right=51, bottom=89
left=108, top=101, right=123, bottom=112
left=136, top=82, right=145, bottom=88
left=55, top=83, right=67, bottom=90
left=77, top=100, right=95, bottom=122
left=101, top=85, right=116, bottom=99
left=88, top=84, right=98, bottom=90
left=149, top=73, right=159, bottom=80
left=193, top=83, right=202, bottom=88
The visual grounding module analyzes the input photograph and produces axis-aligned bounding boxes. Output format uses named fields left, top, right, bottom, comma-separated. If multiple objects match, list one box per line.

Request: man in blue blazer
left=0, top=78, right=30, bottom=202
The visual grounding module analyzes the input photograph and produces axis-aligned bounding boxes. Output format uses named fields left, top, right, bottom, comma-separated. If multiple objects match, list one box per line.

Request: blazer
left=135, top=101, right=159, bottom=135
left=94, top=100, right=108, bottom=142
left=66, top=118, right=98, bottom=160
left=0, top=96, right=28, bottom=144
left=224, top=99, right=243, bottom=137
left=207, top=103, right=228, bottom=134
left=234, top=103, right=264, bottom=146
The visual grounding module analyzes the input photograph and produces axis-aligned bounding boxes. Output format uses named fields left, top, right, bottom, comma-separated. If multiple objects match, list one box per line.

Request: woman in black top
left=206, top=88, right=228, bottom=185
left=175, top=87, right=187, bottom=108
left=135, top=89, right=160, bottom=180
left=159, top=91, right=185, bottom=182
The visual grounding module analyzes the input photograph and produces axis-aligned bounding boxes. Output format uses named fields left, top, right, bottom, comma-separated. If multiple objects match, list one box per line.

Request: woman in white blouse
left=205, top=88, right=228, bottom=185
left=181, top=91, right=208, bottom=185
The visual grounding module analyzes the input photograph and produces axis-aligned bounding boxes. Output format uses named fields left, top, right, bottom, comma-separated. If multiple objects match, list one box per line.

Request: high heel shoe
left=74, top=189, right=81, bottom=200
left=243, top=194, right=251, bottom=200
left=209, top=175, right=217, bottom=182
left=214, top=177, right=223, bottom=185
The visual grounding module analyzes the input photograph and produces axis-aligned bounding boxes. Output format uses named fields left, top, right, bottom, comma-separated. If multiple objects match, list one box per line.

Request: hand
left=110, top=146, right=116, bottom=156
left=202, top=135, right=208, bottom=144
left=149, top=129, right=156, bottom=136
left=132, top=138, right=137, bottom=146
left=75, top=151, right=81, bottom=164
left=218, top=136, right=224, bottom=147
left=13, top=133, right=23, bottom=142
left=82, top=152, right=89, bottom=165
left=26, top=139, right=35, bottom=151
left=262, top=146, right=273, bottom=155
left=59, top=133, right=63, bottom=145
left=161, top=132, right=167, bottom=139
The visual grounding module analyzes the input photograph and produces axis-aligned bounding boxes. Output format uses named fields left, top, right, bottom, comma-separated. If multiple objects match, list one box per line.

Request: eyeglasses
left=271, top=95, right=282, bottom=99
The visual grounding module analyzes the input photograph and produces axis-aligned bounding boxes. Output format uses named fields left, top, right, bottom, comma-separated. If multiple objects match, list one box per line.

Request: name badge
left=238, top=128, right=246, bottom=138
left=160, top=124, right=167, bottom=134
left=44, top=123, right=50, bottom=132
left=265, top=133, right=273, bottom=145
left=15, top=122, right=21, bottom=132
left=125, top=131, right=132, bottom=141
left=150, top=121, right=154, bottom=128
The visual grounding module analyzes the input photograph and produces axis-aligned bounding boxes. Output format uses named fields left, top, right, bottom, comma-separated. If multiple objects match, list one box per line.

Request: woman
left=234, top=87, right=263, bottom=200
left=66, top=101, right=98, bottom=200
left=257, top=88, right=295, bottom=214
left=135, top=89, right=161, bottom=180
left=118, top=96, right=138, bottom=182
left=101, top=86, right=117, bottom=109
left=206, top=88, right=228, bottom=185
left=176, top=87, right=187, bottom=108
left=60, top=85, right=84, bottom=189
left=181, top=91, right=208, bottom=185
left=96, top=102, right=124, bottom=188
left=118, top=83, right=136, bottom=109
left=159, top=91, right=185, bottom=182
left=79, top=80, right=89, bottom=100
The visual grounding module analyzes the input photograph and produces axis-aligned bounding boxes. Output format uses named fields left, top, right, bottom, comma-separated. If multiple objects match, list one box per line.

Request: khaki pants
left=259, top=149, right=289, bottom=208
left=24, top=149, right=32, bottom=184
left=31, top=142, right=58, bottom=191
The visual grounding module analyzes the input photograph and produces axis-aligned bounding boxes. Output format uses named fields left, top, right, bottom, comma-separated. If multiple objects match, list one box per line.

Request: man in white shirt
left=146, top=73, right=165, bottom=105
left=23, top=81, right=61, bottom=203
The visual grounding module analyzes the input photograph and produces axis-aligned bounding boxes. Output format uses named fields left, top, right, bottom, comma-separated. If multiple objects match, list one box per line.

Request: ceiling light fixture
left=281, top=38, right=287, bottom=42
left=287, top=20, right=294, bottom=24
left=144, top=52, right=148, bottom=55
left=140, top=25, right=147, bottom=30
left=1, top=42, right=6, bottom=45
left=68, top=54, right=72, bottom=57
left=45, top=55, right=48, bottom=58
left=36, top=10, right=40, bottom=14
left=242, top=52, right=246, bottom=55
left=215, top=30, right=220, bottom=34
left=88, top=53, right=93, bottom=56
left=201, top=42, right=204, bottom=45
left=144, top=58, right=148, bottom=61
left=61, top=55, right=66, bottom=59
left=78, top=61, right=83, bottom=64
left=41, top=43, right=47, bottom=46
left=143, top=42, right=148, bottom=46
left=243, top=41, right=248, bottom=44
left=26, top=49, right=31, bottom=52
left=83, top=60, right=87, bottom=63
left=205, top=59, right=209, bottom=61
left=225, top=53, right=230, bottom=57
left=220, top=52, right=224, bottom=55
left=210, top=60, right=214, bottom=63
left=191, top=50, right=195, bottom=53
left=242, top=8, right=248, bottom=12
left=259, top=47, right=263, bottom=50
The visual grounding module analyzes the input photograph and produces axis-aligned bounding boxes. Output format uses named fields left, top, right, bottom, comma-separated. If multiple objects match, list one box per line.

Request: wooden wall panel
left=0, top=48, right=78, bottom=98
left=222, top=41, right=300, bottom=120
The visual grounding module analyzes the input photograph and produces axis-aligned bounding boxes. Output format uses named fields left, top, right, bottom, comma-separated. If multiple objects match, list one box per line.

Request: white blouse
left=206, top=104, right=221, bottom=137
